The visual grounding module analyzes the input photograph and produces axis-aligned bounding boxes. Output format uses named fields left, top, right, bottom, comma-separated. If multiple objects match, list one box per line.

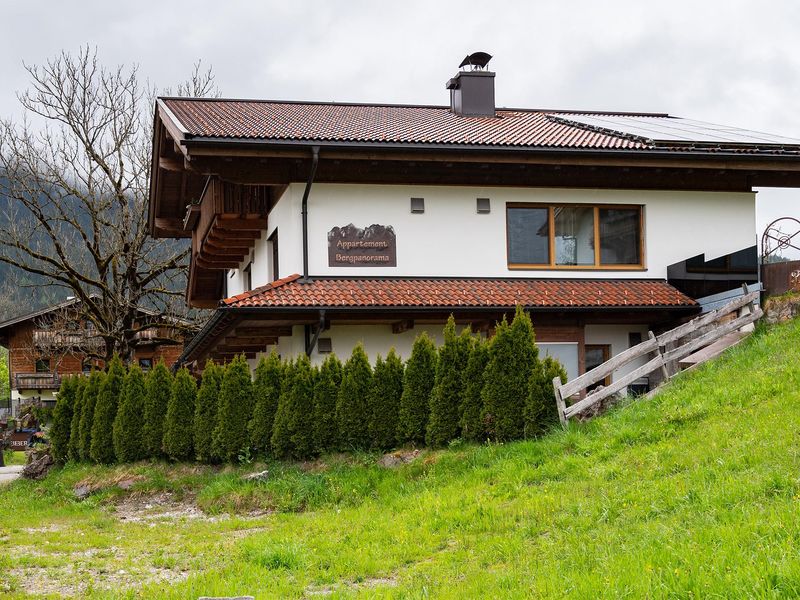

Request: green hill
left=2, top=318, right=800, bottom=598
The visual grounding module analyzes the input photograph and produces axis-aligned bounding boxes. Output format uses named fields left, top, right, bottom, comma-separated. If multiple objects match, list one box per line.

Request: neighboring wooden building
left=0, top=298, right=186, bottom=416
left=148, top=53, right=797, bottom=388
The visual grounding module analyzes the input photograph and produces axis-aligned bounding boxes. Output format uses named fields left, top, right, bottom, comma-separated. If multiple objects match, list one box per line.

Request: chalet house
left=148, top=54, right=800, bottom=388
left=0, top=298, right=186, bottom=416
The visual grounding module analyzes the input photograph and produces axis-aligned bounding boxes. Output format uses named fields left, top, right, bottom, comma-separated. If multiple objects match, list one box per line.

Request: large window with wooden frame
left=507, top=203, right=644, bottom=269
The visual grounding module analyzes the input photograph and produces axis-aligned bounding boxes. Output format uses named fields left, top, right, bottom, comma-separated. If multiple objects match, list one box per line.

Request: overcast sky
left=2, top=0, right=799, bottom=254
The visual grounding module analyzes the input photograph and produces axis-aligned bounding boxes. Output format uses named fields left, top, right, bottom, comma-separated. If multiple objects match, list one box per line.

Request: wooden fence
left=553, top=285, right=762, bottom=425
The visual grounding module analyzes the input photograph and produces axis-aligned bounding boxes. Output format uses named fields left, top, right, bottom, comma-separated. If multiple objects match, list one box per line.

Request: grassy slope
left=2, top=319, right=800, bottom=598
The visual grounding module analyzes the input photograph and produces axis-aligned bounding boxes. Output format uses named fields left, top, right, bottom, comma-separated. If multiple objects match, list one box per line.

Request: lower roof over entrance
left=176, top=275, right=697, bottom=367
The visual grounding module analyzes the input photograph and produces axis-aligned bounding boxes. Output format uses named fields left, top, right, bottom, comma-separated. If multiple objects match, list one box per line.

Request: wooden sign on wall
left=328, top=224, right=397, bottom=267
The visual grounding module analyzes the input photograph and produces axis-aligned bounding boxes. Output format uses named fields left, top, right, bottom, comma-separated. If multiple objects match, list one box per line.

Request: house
left=0, top=298, right=187, bottom=416
left=148, top=53, right=799, bottom=388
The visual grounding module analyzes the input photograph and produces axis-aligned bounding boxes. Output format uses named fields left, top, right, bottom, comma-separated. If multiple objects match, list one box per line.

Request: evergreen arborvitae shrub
left=248, top=352, right=283, bottom=457
left=112, top=364, right=147, bottom=462
left=427, top=317, right=473, bottom=447
left=368, top=349, right=404, bottom=450
left=396, top=332, right=437, bottom=446
left=193, top=360, right=223, bottom=463
left=51, top=375, right=77, bottom=464
left=525, top=355, right=568, bottom=437
left=143, top=360, right=173, bottom=458
left=335, top=344, right=373, bottom=450
left=288, top=353, right=316, bottom=459
left=213, top=355, right=254, bottom=463
left=270, top=358, right=295, bottom=459
left=78, top=370, right=104, bottom=461
left=163, top=367, right=197, bottom=461
left=481, top=305, right=538, bottom=441
left=460, top=337, right=490, bottom=442
left=90, top=355, right=126, bottom=464
left=312, top=353, right=342, bottom=454
left=68, top=376, right=87, bottom=462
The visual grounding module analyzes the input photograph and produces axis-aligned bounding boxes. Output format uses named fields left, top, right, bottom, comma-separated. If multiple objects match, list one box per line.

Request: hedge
left=54, top=306, right=569, bottom=465
left=427, top=317, right=473, bottom=447
left=213, top=355, right=254, bottom=463
left=143, top=360, right=172, bottom=458
left=396, top=332, right=437, bottom=445
left=112, top=364, right=147, bottom=462
left=90, top=355, right=125, bottom=464
left=163, top=367, right=197, bottom=461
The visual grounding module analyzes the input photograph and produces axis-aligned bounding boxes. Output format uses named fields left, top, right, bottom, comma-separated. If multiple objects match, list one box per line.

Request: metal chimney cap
left=459, top=52, right=492, bottom=70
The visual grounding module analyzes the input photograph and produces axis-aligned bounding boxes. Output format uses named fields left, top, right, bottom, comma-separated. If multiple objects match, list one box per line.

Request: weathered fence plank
left=656, top=291, right=759, bottom=346
left=661, top=309, right=761, bottom=364
left=563, top=355, right=665, bottom=419
left=554, top=286, right=763, bottom=425
left=559, top=336, right=659, bottom=399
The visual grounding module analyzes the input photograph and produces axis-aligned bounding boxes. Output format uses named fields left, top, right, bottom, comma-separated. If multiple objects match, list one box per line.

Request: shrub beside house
left=49, top=308, right=568, bottom=466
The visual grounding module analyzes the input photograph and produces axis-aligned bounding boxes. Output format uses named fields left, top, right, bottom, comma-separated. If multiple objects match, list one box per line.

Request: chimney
left=446, top=52, right=495, bottom=117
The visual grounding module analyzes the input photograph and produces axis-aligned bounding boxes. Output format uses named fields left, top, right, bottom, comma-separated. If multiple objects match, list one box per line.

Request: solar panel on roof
left=555, top=114, right=800, bottom=146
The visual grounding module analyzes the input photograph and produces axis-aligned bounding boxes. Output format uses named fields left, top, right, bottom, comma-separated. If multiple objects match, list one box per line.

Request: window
left=507, top=204, right=643, bottom=269
left=585, top=345, right=611, bottom=390
left=269, top=229, right=279, bottom=282
left=35, top=358, right=51, bottom=373
left=538, top=342, right=579, bottom=381
left=139, top=358, right=153, bottom=371
left=81, top=359, right=93, bottom=373
left=244, top=262, right=252, bottom=292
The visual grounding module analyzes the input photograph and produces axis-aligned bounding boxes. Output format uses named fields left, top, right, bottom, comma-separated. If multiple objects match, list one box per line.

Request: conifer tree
left=396, top=332, right=437, bottom=445
left=193, top=360, right=223, bottom=463
left=163, top=366, right=197, bottom=461
left=270, top=358, right=295, bottom=459
left=312, top=353, right=342, bottom=454
left=335, top=344, right=373, bottom=450
left=481, top=305, right=538, bottom=441
left=78, top=370, right=104, bottom=461
left=90, top=355, right=126, bottom=463
left=460, top=337, right=489, bottom=442
left=427, top=318, right=473, bottom=447
left=525, top=355, right=568, bottom=436
left=213, top=355, right=253, bottom=463
left=248, top=352, right=283, bottom=457
left=288, top=353, right=316, bottom=458
left=368, top=349, right=404, bottom=450
left=143, top=359, right=172, bottom=458
left=51, top=375, right=77, bottom=464
left=68, top=376, right=87, bottom=461
left=112, top=364, right=147, bottom=462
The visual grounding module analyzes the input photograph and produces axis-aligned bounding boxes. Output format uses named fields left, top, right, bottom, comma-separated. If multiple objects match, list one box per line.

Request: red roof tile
left=162, top=99, right=649, bottom=150
left=222, top=275, right=696, bottom=310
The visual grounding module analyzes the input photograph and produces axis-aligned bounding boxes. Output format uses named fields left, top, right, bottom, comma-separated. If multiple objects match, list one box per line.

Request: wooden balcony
left=15, top=373, right=62, bottom=390
left=187, top=178, right=277, bottom=308
left=33, top=330, right=104, bottom=350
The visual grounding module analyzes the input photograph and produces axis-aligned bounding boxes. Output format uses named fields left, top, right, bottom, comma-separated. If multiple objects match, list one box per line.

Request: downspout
left=305, top=309, right=326, bottom=357
left=301, top=147, right=320, bottom=353
left=301, top=146, right=320, bottom=283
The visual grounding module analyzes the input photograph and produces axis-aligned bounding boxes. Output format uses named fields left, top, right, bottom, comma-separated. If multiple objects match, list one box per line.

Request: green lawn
left=2, top=319, right=800, bottom=598
left=4, top=451, right=27, bottom=466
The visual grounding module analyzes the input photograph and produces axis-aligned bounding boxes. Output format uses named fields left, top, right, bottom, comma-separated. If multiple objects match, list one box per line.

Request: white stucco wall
left=239, top=183, right=756, bottom=288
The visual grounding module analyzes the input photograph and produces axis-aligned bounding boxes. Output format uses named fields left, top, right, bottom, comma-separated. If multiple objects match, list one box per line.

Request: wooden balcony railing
left=33, top=330, right=104, bottom=349
left=15, top=373, right=62, bottom=390
left=191, top=178, right=270, bottom=271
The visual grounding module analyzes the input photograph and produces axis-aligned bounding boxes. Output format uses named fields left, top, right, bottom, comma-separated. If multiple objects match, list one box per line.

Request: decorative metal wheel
left=761, top=217, right=800, bottom=261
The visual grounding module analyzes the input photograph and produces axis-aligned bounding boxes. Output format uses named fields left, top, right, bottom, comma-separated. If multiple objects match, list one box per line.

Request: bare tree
left=0, top=48, right=217, bottom=361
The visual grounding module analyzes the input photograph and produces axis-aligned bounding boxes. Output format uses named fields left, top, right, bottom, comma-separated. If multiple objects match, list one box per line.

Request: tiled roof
left=163, top=99, right=648, bottom=149
left=223, top=275, right=697, bottom=310
left=160, top=98, right=800, bottom=153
